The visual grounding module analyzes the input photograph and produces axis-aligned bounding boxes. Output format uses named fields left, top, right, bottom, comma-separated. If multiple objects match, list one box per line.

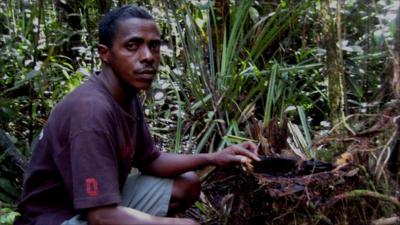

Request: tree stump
left=184, top=158, right=399, bottom=225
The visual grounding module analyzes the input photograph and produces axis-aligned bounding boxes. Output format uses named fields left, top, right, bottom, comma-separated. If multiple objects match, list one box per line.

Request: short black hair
left=98, top=6, right=154, bottom=48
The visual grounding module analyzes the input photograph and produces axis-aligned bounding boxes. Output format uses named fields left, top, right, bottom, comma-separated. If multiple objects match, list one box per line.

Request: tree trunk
left=389, top=1, right=400, bottom=178
left=393, top=2, right=400, bottom=98
left=0, top=129, right=28, bottom=197
left=213, top=0, right=230, bottom=70
left=321, top=0, right=346, bottom=132
left=97, top=0, right=111, bottom=14
left=54, top=0, right=82, bottom=60
left=211, top=0, right=230, bottom=136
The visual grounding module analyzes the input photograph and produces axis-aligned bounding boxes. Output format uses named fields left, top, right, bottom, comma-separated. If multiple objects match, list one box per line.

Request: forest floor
left=182, top=162, right=399, bottom=225
left=180, top=106, right=400, bottom=225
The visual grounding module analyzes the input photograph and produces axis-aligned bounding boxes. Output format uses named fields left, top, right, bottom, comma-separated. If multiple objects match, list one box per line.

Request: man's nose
left=140, top=46, right=154, bottom=62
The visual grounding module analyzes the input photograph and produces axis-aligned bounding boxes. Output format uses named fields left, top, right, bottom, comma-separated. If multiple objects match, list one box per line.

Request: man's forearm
left=142, top=142, right=260, bottom=178
left=142, top=152, right=216, bottom=177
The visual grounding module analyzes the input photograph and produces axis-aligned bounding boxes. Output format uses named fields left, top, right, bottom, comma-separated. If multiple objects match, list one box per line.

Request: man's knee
left=175, top=172, right=200, bottom=201
left=180, top=172, right=201, bottom=200
left=169, top=172, right=201, bottom=213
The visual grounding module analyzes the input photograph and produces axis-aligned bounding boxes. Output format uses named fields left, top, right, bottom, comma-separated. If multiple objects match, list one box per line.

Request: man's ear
left=98, top=44, right=111, bottom=64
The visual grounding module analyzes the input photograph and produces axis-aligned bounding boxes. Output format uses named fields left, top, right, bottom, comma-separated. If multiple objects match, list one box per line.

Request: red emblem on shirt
left=121, top=145, right=132, bottom=158
left=85, top=178, right=99, bottom=197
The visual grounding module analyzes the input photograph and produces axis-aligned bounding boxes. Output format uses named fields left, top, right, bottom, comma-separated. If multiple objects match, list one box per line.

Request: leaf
left=263, top=63, right=279, bottom=126
left=2, top=69, right=40, bottom=95
left=297, top=106, right=313, bottom=158
left=0, top=178, right=19, bottom=198
left=249, top=7, right=260, bottom=23
left=0, top=208, right=20, bottom=225
left=195, top=122, right=216, bottom=153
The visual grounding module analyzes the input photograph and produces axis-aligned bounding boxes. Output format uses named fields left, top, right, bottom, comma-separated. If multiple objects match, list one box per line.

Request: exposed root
left=328, top=189, right=400, bottom=209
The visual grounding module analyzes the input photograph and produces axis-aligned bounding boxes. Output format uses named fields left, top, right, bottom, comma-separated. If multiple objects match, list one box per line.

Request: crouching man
left=15, top=5, right=259, bottom=225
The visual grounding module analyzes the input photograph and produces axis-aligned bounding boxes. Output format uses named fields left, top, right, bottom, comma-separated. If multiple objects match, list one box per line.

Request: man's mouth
left=137, top=69, right=156, bottom=78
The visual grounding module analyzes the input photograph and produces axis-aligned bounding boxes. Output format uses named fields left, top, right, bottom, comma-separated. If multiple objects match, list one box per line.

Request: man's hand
left=210, top=141, right=260, bottom=167
left=143, top=142, right=260, bottom=178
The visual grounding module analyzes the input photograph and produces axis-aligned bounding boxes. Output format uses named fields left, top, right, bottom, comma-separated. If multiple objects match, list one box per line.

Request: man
left=15, top=5, right=259, bottom=225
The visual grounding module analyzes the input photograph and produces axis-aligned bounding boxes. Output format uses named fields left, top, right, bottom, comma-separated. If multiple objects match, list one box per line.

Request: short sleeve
left=132, top=119, right=160, bottom=169
left=65, top=98, right=122, bottom=210
left=69, top=130, right=121, bottom=209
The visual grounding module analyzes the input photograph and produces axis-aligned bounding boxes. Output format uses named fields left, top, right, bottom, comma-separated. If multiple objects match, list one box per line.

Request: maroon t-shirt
left=15, top=75, right=160, bottom=225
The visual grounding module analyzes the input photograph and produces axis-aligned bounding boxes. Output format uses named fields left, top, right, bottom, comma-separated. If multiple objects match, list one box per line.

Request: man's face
left=106, top=18, right=161, bottom=91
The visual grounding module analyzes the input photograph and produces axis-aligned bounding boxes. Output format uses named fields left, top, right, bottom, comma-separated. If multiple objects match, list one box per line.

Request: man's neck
left=98, top=66, right=136, bottom=111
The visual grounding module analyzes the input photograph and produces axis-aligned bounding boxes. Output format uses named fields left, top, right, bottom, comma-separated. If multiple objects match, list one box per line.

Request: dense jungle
left=0, top=0, right=399, bottom=224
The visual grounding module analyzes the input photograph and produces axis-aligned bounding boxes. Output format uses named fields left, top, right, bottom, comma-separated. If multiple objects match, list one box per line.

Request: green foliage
left=0, top=206, right=19, bottom=225
left=151, top=0, right=320, bottom=153
left=0, top=2, right=398, bottom=222
left=139, top=0, right=399, bottom=157
left=0, top=0, right=103, bottom=206
left=0, top=178, right=19, bottom=203
left=146, top=2, right=397, bottom=165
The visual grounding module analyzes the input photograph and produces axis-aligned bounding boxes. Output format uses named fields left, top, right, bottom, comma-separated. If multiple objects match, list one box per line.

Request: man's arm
left=142, top=142, right=260, bottom=177
left=86, top=142, right=259, bottom=224
left=87, top=205, right=198, bottom=225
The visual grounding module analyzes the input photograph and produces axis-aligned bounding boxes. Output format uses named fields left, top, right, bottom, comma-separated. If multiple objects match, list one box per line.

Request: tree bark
left=393, top=3, right=400, bottom=98
left=97, top=0, right=111, bottom=14
left=321, top=0, right=346, bottom=132
left=0, top=129, right=27, bottom=186
left=389, top=1, right=400, bottom=179
left=54, top=0, right=82, bottom=60
left=213, top=0, right=230, bottom=69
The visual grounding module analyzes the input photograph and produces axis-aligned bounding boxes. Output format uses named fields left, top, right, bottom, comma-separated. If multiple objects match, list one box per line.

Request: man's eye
left=149, top=42, right=160, bottom=51
left=127, top=42, right=139, bottom=50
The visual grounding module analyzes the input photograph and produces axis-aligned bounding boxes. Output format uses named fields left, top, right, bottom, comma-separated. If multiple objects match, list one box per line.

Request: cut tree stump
left=183, top=158, right=399, bottom=225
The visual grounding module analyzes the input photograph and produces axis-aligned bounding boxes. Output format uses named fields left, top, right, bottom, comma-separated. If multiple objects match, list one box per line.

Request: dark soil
left=183, top=159, right=399, bottom=225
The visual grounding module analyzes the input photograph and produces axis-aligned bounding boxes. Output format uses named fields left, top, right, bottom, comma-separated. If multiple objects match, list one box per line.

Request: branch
left=0, top=129, right=28, bottom=175
left=329, top=189, right=400, bottom=209
left=371, top=217, right=400, bottom=225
